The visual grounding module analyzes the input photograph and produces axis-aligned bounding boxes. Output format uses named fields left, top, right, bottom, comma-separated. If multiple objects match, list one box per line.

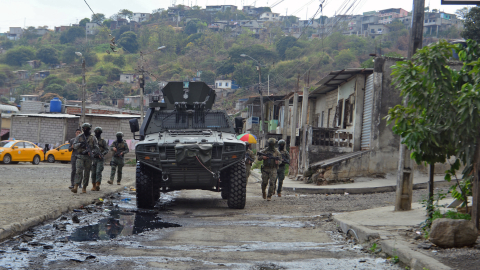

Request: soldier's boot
left=117, top=182, right=121, bottom=185
left=277, top=192, right=282, bottom=197
left=82, top=186, right=87, bottom=193
left=71, top=184, right=79, bottom=194
left=267, top=196, right=272, bottom=201
left=262, top=190, right=267, bottom=199
left=91, top=183, right=97, bottom=191
left=96, top=183, right=101, bottom=191
left=107, top=180, right=113, bottom=185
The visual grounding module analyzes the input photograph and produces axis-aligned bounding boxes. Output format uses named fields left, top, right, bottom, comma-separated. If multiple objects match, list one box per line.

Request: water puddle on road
left=67, top=203, right=181, bottom=242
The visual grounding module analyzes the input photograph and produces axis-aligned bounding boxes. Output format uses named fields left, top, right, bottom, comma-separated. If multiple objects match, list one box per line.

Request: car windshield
left=0, top=141, right=15, bottom=148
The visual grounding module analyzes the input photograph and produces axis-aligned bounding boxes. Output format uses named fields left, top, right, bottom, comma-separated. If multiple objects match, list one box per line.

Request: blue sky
left=0, top=0, right=470, bottom=33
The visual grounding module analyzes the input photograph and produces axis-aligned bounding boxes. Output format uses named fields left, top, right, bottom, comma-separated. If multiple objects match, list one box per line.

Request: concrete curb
left=0, top=181, right=134, bottom=243
left=281, top=180, right=452, bottom=194
left=333, top=216, right=452, bottom=270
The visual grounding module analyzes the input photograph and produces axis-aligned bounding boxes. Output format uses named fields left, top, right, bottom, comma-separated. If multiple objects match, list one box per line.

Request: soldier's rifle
left=281, top=153, right=290, bottom=165
left=245, top=152, right=255, bottom=163
left=256, top=152, right=281, bottom=161
left=81, top=134, right=94, bottom=157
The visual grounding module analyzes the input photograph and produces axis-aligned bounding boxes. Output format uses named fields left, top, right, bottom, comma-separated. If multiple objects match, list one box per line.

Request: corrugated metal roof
left=310, top=68, right=374, bottom=96
left=0, top=104, right=19, bottom=112
left=13, top=113, right=78, bottom=118
left=83, top=114, right=140, bottom=118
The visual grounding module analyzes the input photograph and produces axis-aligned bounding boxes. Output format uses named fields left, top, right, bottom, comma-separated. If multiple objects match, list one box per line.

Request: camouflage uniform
left=257, top=139, right=282, bottom=199
left=91, top=136, right=109, bottom=185
left=277, top=148, right=290, bottom=195
left=73, top=131, right=99, bottom=188
left=245, top=148, right=254, bottom=183
left=109, top=134, right=130, bottom=184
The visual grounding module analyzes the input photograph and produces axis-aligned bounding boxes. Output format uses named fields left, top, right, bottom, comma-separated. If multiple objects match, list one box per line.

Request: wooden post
left=472, top=135, right=480, bottom=230
left=290, top=76, right=300, bottom=148
left=428, top=163, right=435, bottom=221
left=300, top=74, right=309, bottom=174
left=282, top=99, right=289, bottom=140
left=395, top=0, right=425, bottom=211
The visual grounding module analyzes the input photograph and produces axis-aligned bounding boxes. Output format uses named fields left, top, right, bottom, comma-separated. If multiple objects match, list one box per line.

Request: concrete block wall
left=66, top=119, right=79, bottom=141
left=21, top=101, right=46, bottom=113
left=39, top=118, right=66, bottom=145
left=11, top=116, right=66, bottom=145
left=84, top=116, right=120, bottom=142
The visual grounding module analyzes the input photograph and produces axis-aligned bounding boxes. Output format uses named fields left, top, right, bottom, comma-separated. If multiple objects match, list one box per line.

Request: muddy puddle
left=68, top=210, right=180, bottom=242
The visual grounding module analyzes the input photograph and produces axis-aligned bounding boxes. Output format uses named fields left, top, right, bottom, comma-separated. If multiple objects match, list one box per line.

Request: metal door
left=361, top=74, right=374, bottom=150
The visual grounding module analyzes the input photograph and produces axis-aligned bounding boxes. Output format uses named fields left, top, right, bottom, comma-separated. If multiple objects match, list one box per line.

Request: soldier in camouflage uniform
left=71, top=123, right=99, bottom=194
left=276, top=139, right=290, bottom=197
left=91, top=127, right=109, bottom=191
left=257, top=138, right=282, bottom=201
left=245, top=143, right=254, bottom=185
left=108, top=132, right=129, bottom=185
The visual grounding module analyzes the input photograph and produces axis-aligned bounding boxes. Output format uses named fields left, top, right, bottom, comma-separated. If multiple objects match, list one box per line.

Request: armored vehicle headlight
left=149, top=146, right=156, bottom=152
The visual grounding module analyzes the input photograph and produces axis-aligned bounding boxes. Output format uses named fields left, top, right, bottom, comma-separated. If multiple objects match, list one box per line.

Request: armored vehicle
left=129, top=82, right=247, bottom=209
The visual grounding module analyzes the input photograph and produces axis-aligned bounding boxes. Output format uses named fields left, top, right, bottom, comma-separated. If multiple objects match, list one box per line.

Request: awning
left=0, top=129, right=9, bottom=136
left=0, top=104, right=19, bottom=113
left=310, top=68, right=374, bottom=97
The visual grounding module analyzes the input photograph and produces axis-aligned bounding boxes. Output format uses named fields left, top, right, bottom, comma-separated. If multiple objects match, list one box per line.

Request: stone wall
left=20, top=101, right=47, bottom=113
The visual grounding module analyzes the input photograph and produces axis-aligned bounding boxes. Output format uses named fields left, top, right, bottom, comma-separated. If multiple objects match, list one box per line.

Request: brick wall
left=39, top=118, right=66, bottom=144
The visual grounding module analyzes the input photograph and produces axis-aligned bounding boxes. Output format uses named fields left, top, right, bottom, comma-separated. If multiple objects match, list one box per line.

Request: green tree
left=62, top=46, right=77, bottom=64
left=83, top=52, right=99, bottom=67
left=63, top=83, right=79, bottom=100
left=1, top=39, right=13, bottom=50
left=44, top=83, right=64, bottom=96
left=462, top=7, right=480, bottom=41
left=60, top=27, right=85, bottom=44
left=119, top=9, right=133, bottom=20
left=43, top=75, right=67, bottom=88
left=275, top=36, right=297, bottom=59
left=36, top=47, right=59, bottom=65
left=456, top=7, right=471, bottom=20
left=386, top=40, right=480, bottom=225
left=334, top=49, right=355, bottom=69
left=200, top=70, right=215, bottom=84
left=113, top=55, right=126, bottom=68
left=233, top=62, right=256, bottom=87
left=118, top=31, right=139, bottom=53
left=185, top=20, right=199, bottom=35
left=285, top=46, right=302, bottom=60
left=5, top=46, right=35, bottom=66
left=91, top=13, right=106, bottom=23
left=79, top=18, right=90, bottom=27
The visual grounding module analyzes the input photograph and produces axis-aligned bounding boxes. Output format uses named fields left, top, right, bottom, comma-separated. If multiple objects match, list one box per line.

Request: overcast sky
left=0, top=0, right=471, bottom=33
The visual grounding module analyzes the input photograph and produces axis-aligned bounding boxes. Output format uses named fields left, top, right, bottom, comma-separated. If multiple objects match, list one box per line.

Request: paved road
left=0, top=170, right=405, bottom=269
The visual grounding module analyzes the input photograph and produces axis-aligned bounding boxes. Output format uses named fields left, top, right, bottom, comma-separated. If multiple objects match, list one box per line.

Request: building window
left=378, top=28, right=382, bottom=31
left=371, top=29, right=375, bottom=33
left=219, top=82, right=222, bottom=86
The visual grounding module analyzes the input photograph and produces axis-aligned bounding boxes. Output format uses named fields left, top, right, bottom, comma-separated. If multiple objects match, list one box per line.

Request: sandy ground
left=0, top=162, right=135, bottom=233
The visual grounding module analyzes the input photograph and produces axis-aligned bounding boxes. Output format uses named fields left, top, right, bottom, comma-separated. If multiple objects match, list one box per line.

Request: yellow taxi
left=45, top=143, right=73, bottom=163
left=0, top=140, right=45, bottom=165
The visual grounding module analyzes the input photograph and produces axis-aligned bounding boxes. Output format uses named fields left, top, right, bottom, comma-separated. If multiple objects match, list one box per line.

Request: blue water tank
left=50, top=97, right=62, bottom=113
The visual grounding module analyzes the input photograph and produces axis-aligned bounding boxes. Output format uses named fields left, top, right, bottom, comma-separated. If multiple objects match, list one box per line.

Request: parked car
left=45, top=143, right=72, bottom=163
left=0, top=140, right=45, bottom=164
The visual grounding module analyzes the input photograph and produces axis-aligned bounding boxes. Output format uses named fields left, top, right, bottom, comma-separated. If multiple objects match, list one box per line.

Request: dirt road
left=0, top=168, right=410, bottom=269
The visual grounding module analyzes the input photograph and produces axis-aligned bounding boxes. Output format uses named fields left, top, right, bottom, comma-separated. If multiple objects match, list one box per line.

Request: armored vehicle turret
left=129, top=82, right=247, bottom=209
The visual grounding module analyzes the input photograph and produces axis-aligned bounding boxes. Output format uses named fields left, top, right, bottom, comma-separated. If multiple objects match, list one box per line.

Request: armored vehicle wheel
left=221, top=186, right=229, bottom=200
left=136, top=162, right=155, bottom=209
left=227, top=161, right=247, bottom=209
left=220, top=169, right=229, bottom=200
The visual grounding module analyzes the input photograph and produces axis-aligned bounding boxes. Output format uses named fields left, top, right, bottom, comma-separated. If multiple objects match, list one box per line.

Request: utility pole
left=81, top=58, right=86, bottom=124
left=395, top=0, right=425, bottom=211
left=139, top=52, right=145, bottom=123
left=258, top=66, right=265, bottom=148
left=282, top=98, right=289, bottom=140
left=300, top=71, right=310, bottom=174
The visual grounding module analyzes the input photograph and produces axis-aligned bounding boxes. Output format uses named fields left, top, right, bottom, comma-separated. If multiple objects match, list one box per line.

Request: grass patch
left=125, top=158, right=137, bottom=165
left=252, top=160, right=263, bottom=170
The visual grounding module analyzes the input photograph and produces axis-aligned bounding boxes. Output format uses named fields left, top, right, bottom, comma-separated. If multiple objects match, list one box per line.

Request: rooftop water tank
left=50, top=97, right=62, bottom=113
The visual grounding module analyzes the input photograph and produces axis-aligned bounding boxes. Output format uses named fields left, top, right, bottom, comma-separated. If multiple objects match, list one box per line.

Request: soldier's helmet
left=81, top=123, right=92, bottom=129
left=278, top=139, right=286, bottom=145
left=94, top=127, right=103, bottom=133
left=267, top=138, right=277, bottom=145
left=116, top=132, right=124, bottom=137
